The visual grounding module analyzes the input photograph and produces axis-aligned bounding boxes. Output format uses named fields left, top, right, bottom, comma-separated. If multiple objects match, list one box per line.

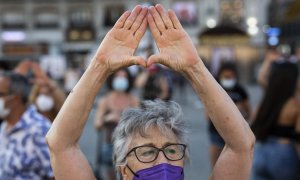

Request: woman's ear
left=119, top=166, right=128, bottom=180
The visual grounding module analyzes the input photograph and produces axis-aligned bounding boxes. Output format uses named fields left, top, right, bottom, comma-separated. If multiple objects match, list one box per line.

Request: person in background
left=251, top=61, right=300, bottom=179
left=135, top=64, right=171, bottom=100
left=14, top=60, right=66, bottom=122
left=294, top=44, right=300, bottom=103
left=0, top=72, right=54, bottom=179
left=217, top=62, right=250, bottom=119
left=94, top=68, right=139, bottom=180
left=64, top=62, right=82, bottom=95
left=257, top=48, right=281, bottom=88
left=0, top=61, right=9, bottom=126
left=46, top=5, right=255, bottom=180
left=208, top=61, right=250, bottom=167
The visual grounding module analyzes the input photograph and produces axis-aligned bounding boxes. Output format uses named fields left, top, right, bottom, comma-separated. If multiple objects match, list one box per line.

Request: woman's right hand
left=93, top=5, right=148, bottom=73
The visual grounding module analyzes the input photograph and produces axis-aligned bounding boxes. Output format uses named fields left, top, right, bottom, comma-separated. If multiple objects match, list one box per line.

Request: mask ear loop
left=126, top=164, right=139, bottom=178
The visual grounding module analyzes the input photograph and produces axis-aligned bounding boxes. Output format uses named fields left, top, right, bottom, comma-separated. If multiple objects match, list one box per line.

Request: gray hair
left=112, top=100, right=189, bottom=167
left=0, top=71, right=32, bottom=104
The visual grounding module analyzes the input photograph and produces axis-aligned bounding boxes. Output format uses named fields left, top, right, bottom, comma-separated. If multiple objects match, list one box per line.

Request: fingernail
left=135, top=5, right=142, bottom=10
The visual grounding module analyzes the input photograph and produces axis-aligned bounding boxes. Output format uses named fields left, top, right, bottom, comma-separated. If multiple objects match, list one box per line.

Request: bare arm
left=147, top=5, right=255, bottom=180
left=236, top=100, right=251, bottom=121
left=46, top=6, right=148, bottom=180
left=257, top=60, right=271, bottom=88
left=94, top=97, right=108, bottom=130
left=134, top=71, right=149, bottom=88
left=257, top=50, right=279, bottom=88
left=48, top=80, right=66, bottom=112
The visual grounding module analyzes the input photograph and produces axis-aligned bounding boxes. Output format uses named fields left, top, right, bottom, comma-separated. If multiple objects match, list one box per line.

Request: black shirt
left=209, top=84, right=248, bottom=133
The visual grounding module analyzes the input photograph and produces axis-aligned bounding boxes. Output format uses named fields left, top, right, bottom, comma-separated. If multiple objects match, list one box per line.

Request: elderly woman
left=46, top=4, right=255, bottom=180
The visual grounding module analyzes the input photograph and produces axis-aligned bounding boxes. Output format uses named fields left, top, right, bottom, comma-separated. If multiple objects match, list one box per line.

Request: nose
left=154, top=150, right=169, bottom=165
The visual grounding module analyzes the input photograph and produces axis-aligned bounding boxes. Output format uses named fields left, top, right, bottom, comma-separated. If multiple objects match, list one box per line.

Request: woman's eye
left=165, top=149, right=177, bottom=154
left=141, top=150, right=155, bottom=156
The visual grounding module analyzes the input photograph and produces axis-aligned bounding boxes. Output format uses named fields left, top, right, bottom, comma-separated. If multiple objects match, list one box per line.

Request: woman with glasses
left=46, top=4, right=255, bottom=180
left=113, top=100, right=188, bottom=179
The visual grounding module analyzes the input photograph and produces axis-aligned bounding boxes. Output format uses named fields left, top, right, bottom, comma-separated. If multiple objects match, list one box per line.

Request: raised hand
left=94, top=5, right=148, bottom=72
left=147, top=4, right=200, bottom=73
left=13, top=60, right=32, bottom=75
left=265, top=49, right=280, bottom=62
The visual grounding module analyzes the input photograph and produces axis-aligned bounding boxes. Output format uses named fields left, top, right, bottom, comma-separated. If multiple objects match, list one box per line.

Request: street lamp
left=206, top=18, right=217, bottom=28
left=246, top=16, right=258, bottom=36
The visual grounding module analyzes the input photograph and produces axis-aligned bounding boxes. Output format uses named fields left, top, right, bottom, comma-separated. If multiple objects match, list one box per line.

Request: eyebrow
left=135, top=143, right=155, bottom=147
left=134, top=142, right=179, bottom=148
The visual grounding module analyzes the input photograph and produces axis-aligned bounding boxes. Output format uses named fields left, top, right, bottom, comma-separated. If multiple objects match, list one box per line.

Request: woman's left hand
left=147, top=4, right=200, bottom=74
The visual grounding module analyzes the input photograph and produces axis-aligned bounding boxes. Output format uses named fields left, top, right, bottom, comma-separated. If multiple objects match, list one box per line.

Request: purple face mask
left=130, top=163, right=184, bottom=180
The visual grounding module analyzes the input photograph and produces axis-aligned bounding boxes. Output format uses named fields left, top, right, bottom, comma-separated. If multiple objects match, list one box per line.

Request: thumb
left=124, top=55, right=146, bottom=68
left=147, top=54, right=166, bottom=67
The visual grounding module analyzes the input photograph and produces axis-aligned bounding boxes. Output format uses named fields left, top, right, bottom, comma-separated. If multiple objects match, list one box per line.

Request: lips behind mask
left=133, top=163, right=184, bottom=180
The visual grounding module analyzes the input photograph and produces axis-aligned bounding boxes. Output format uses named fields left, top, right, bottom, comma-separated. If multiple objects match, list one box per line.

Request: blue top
left=0, top=105, right=53, bottom=180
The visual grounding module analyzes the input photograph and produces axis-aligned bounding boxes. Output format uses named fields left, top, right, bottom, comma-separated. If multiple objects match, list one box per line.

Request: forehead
left=129, top=125, right=179, bottom=149
left=0, top=76, right=9, bottom=92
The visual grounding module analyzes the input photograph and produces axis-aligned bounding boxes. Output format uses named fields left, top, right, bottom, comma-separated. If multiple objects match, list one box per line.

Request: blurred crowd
left=0, top=42, right=299, bottom=179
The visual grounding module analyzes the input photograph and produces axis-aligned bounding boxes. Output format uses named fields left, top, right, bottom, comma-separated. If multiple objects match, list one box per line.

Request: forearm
left=257, top=60, right=271, bottom=88
left=49, top=80, right=66, bottom=111
left=183, top=60, right=255, bottom=151
left=46, top=59, right=109, bottom=150
left=94, top=115, right=105, bottom=130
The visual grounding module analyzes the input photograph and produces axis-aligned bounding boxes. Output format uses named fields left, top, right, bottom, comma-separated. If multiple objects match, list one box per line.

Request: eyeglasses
left=126, top=144, right=187, bottom=163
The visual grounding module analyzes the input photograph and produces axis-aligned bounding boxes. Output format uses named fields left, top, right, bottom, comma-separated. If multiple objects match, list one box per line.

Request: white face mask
left=0, top=98, right=10, bottom=119
left=220, top=78, right=236, bottom=89
left=36, top=94, right=54, bottom=112
left=112, top=77, right=129, bottom=92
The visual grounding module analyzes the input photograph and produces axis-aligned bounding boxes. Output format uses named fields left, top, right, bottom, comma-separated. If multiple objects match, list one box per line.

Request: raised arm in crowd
left=46, top=4, right=255, bottom=180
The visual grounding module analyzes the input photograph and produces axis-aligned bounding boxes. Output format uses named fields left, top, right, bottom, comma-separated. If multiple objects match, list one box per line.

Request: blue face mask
left=112, top=77, right=129, bottom=92
left=129, top=163, right=184, bottom=180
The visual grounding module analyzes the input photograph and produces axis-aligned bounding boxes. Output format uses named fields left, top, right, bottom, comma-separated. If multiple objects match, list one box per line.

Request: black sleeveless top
left=270, top=124, right=300, bottom=142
